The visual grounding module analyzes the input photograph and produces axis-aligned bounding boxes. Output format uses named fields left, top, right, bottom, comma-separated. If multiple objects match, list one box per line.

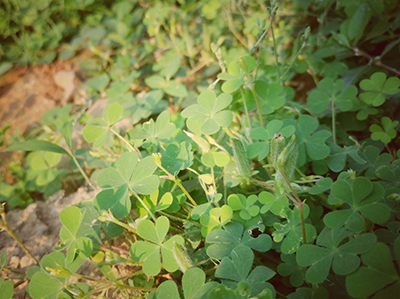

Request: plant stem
left=279, top=170, right=307, bottom=244
left=153, top=154, right=198, bottom=206
left=269, top=3, right=282, bottom=85
left=332, top=99, right=337, bottom=144
left=0, top=204, right=39, bottom=265
left=129, top=187, right=157, bottom=222
left=109, top=127, right=140, bottom=156
left=71, top=154, right=98, bottom=191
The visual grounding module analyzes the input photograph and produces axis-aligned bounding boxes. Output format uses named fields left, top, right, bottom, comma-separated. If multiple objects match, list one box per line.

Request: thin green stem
left=71, top=154, right=97, bottom=191
left=129, top=187, right=156, bottom=222
left=279, top=170, right=307, bottom=244
left=280, top=41, right=307, bottom=82
left=153, top=154, right=198, bottom=206
left=332, top=100, right=337, bottom=144
left=269, top=3, right=281, bottom=85
left=239, top=88, right=252, bottom=131
left=109, top=127, right=140, bottom=157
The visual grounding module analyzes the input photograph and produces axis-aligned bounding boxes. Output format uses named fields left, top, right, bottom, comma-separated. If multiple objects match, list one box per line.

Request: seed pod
left=275, top=135, right=298, bottom=192
left=232, top=138, right=251, bottom=182
left=269, top=133, right=285, bottom=168
left=172, top=241, right=194, bottom=273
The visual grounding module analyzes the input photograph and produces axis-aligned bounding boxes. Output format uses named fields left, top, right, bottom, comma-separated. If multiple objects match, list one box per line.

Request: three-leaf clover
left=96, top=151, right=159, bottom=195
left=145, top=75, right=188, bottom=98
left=218, top=56, right=256, bottom=93
left=215, top=245, right=276, bottom=297
left=200, top=205, right=233, bottom=237
left=83, top=102, right=123, bottom=148
left=227, top=194, right=260, bottom=221
left=324, top=177, right=390, bottom=232
left=128, top=110, right=176, bottom=149
left=272, top=205, right=317, bottom=254
left=295, top=114, right=332, bottom=166
left=153, top=267, right=219, bottom=299
left=130, top=216, right=184, bottom=276
left=359, top=72, right=400, bottom=107
left=346, top=238, right=400, bottom=298
left=296, top=227, right=377, bottom=284
left=181, top=91, right=233, bottom=135
left=247, top=119, right=295, bottom=161
left=206, top=222, right=272, bottom=259
left=369, top=116, right=399, bottom=144
left=307, top=78, right=356, bottom=114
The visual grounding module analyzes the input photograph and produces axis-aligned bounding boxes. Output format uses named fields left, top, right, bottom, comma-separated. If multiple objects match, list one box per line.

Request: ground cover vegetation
left=1, top=0, right=400, bottom=298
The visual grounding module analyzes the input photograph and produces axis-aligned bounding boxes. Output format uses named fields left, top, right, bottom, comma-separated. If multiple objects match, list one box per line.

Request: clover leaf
left=159, top=142, right=193, bottom=176
left=215, top=245, right=276, bottom=297
left=153, top=267, right=219, bottom=299
left=376, top=159, right=400, bottom=197
left=277, top=253, right=306, bottom=287
left=227, top=194, right=260, bottom=221
left=370, top=116, right=399, bottom=144
left=200, top=205, right=233, bottom=237
left=286, top=287, right=329, bottom=299
left=324, top=177, right=390, bottom=232
left=348, top=145, right=392, bottom=179
left=136, top=189, right=173, bottom=217
left=296, top=227, right=377, bottom=284
left=359, top=72, right=400, bottom=107
left=128, top=110, right=176, bottom=149
left=97, top=152, right=159, bottom=195
left=206, top=222, right=272, bottom=259
left=130, top=216, right=184, bottom=276
left=307, top=78, right=356, bottom=114
left=258, top=191, right=289, bottom=216
left=145, top=75, right=188, bottom=97
left=346, top=238, right=400, bottom=298
left=83, top=102, right=123, bottom=148
left=272, top=205, right=317, bottom=254
left=181, top=91, right=233, bottom=135
left=95, top=186, right=130, bottom=219
left=247, top=120, right=295, bottom=161
left=254, top=81, right=286, bottom=115
left=319, top=143, right=366, bottom=173
left=295, top=114, right=332, bottom=166
left=308, top=178, right=333, bottom=195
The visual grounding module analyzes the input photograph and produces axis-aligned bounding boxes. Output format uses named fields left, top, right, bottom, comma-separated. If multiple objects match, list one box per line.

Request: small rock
left=9, top=255, right=19, bottom=268
left=19, top=255, right=34, bottom=268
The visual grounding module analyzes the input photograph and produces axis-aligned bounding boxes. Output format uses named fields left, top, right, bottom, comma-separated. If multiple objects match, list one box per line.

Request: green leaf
left=248, top=120, right=295, bottom=161
left=181, top=91, right=233, bottom=135
left=360, top=72, right=400, bottom=106
left=297, top=228, right=377, bottom=284
left=164, top=80, right=188, bottom=97
left=154, top=280, right=180, bottom=299
left=86, top=73, right=110, bottom=91
left=60, top=206, right=82, bottom=241
left=28, top=272, right=63, bottom=299
left=348, top=3, right=371, bottom=42
left=277, top=254, right=306, bottom=287
left=254, top=81, right=285, bottom=114
left=215, top=245, right=276, bottom=297
left=307, top=78, right=356, bottom=114
left=296, top=115, right=331, bottom=166
left=3, top=140, right=71, bottom=157
left=346, top=239, right=400, bottom=298
left=0, top=278, right=14, bottom=299
left=130, top=216, right=184, bottom=276
left=182, top=267, right=220, bottom=299
left=272, top=205, right=317, bottom=254
left=206, top=222, right=272, bottom=259
left=325, top=177, right=390, bottom=231
left=200, top=205, right=233, bottom=237
left=370, top=117, right=398, bottom=144
left=160, top=142, right=193, bottom=175
left=103, top=102, right=123, bottom=125
left=95, top=186, right=130, bottom=219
